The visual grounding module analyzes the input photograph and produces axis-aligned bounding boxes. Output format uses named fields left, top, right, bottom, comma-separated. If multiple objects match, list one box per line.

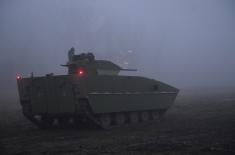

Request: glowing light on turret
left=77, top=68, right=85, bottom=77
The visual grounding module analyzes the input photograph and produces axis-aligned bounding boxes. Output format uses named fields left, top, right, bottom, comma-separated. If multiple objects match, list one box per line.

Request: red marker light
left=16, top=75, right=22, bottom=80
left=77, top=68, right=85, bottom=77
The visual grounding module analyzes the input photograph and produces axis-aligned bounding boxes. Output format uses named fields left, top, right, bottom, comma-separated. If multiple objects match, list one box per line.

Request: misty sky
left=1, top=0, right=235, bottom=91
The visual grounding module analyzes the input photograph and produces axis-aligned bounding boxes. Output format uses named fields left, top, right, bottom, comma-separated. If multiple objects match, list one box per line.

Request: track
left=21, top=99, right=167, bottom=129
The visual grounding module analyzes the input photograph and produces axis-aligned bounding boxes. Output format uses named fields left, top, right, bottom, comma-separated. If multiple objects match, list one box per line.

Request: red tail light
left=16, top=75, right=22, bottom=80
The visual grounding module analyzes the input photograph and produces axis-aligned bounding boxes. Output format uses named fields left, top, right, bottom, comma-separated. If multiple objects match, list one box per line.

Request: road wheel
left=151, top=111, right=159, bottom=120
left=141, top=111, right=150, bottom=122
left=99, top=114, right=112, bottom=128
left=159, top=109, right=167, bottom=117
left=115, top=113, right=126, bottom=126
left=58, top=117, right=69, bottom=127
left=41, top=116, right=54, bottom=126
left=129, top=112, right=139, bottom=123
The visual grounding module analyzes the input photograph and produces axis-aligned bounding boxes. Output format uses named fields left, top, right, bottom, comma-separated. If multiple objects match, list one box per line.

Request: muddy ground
left=0, top=88, right=235, bottom=155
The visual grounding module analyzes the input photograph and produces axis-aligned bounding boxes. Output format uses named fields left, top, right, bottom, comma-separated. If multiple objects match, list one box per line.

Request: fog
left=1, top=0, right=235, bottom=92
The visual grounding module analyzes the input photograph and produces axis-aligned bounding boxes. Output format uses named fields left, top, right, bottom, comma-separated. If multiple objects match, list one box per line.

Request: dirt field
left=1, top=88, right=235, bottom=155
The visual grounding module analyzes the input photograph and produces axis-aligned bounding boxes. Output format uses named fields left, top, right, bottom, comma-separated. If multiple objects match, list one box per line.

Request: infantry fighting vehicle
left=17, top=48, right=179, bottom=129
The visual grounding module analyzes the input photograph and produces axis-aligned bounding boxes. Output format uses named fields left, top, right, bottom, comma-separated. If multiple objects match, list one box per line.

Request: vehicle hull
left=17, top=74, right=179, bottom=128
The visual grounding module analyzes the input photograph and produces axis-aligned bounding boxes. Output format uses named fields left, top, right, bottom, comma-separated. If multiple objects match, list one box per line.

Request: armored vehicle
left=17, top=48, right=179, bottom=129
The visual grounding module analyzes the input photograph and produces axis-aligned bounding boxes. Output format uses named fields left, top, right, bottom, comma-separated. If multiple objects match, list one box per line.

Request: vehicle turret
left=62, top=48, right=136, bottom=76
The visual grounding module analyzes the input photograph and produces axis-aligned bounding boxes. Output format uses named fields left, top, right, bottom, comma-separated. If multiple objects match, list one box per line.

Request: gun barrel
left=120, top=69, right=137, bottom=71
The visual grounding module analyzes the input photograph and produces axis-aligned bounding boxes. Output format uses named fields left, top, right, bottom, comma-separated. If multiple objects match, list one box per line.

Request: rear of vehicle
left=17, top=74, right=81, bottom=127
